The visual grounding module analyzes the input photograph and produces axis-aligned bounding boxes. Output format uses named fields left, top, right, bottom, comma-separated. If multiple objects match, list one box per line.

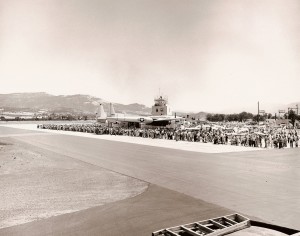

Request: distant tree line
left=206, top=112, right=253, bottom=122
left=206, top=110, right=300, bottom=126
left=206, top=112, right=275, bottom=122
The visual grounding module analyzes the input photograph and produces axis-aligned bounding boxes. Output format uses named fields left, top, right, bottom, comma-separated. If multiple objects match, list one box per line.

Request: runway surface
left=3, top=124, right=263, bottom=153
left=0, top=125, right=299, bottom=234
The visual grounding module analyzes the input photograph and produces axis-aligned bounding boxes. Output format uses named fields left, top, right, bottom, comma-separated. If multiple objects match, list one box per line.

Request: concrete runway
left=2, top=124, right=263, bottom=153
left=0, top=125, right=299, bottom=233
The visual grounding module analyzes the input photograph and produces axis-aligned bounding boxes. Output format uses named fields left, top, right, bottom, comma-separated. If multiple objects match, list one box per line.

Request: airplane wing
left=152, top=116, right=184, bottom=122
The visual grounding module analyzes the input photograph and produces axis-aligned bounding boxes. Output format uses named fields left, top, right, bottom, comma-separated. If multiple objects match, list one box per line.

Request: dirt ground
left=0, top=184, right=235, bottom=236
left=0, top=137, right=148, bottom=229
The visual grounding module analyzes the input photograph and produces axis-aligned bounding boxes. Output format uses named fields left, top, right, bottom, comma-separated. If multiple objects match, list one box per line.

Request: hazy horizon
left=1, top=0, right=300, bottom=113
left=1, top=91, right=298, bottom=115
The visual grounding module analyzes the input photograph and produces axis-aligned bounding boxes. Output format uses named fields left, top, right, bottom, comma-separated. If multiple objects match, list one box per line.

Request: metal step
left=152, top=213, right=250, bottom=236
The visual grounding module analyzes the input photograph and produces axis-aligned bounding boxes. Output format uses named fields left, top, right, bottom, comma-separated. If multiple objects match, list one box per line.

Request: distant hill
left=0, top=92, right=152, bottom=115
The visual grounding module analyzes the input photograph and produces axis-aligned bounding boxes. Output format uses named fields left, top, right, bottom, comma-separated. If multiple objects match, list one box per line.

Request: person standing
left=295, top=135, right=299, bottom=148
left=290, top=135, right=294, bottom=148
left=279, top=135, right=283, bottom=149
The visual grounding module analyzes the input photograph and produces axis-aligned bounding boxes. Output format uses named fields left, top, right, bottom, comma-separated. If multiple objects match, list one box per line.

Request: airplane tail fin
left=96, top=103, right=107, bottom=120
left=108, top=103, right=116, bottom=117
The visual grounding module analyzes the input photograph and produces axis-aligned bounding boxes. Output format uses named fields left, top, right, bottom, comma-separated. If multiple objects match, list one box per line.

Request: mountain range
left=0, top=92, right=151, bottom=115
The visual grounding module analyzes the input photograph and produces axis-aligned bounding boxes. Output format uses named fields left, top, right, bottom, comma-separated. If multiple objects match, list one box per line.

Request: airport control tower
left=151, top=96, right=172, bottom=116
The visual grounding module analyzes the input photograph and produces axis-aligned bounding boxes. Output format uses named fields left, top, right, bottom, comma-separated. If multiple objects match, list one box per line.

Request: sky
left=1, top=0, right=300, bottom=113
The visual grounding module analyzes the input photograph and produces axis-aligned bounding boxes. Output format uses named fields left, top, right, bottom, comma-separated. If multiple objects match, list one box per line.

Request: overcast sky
left=1, top=0, right=300, bottom=113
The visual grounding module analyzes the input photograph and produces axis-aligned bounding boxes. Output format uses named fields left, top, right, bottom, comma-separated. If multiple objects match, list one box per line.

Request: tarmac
left=0, top=124, right=299, bottom=235
left=2, top=124, right=263, bottom=153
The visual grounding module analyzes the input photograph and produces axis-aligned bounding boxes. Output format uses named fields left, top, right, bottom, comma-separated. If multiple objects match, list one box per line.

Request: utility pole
left=257, top=101, right=266, bottom=123
left=257, top=101, right=259, bottom=123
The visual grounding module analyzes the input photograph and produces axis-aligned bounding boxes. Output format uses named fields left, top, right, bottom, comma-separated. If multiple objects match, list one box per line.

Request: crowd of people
left=37, top=123, right=299, bottom=149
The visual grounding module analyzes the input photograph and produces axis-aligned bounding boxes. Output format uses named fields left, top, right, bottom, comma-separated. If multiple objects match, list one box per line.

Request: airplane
left=98, top=103, right=184, bottom=126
